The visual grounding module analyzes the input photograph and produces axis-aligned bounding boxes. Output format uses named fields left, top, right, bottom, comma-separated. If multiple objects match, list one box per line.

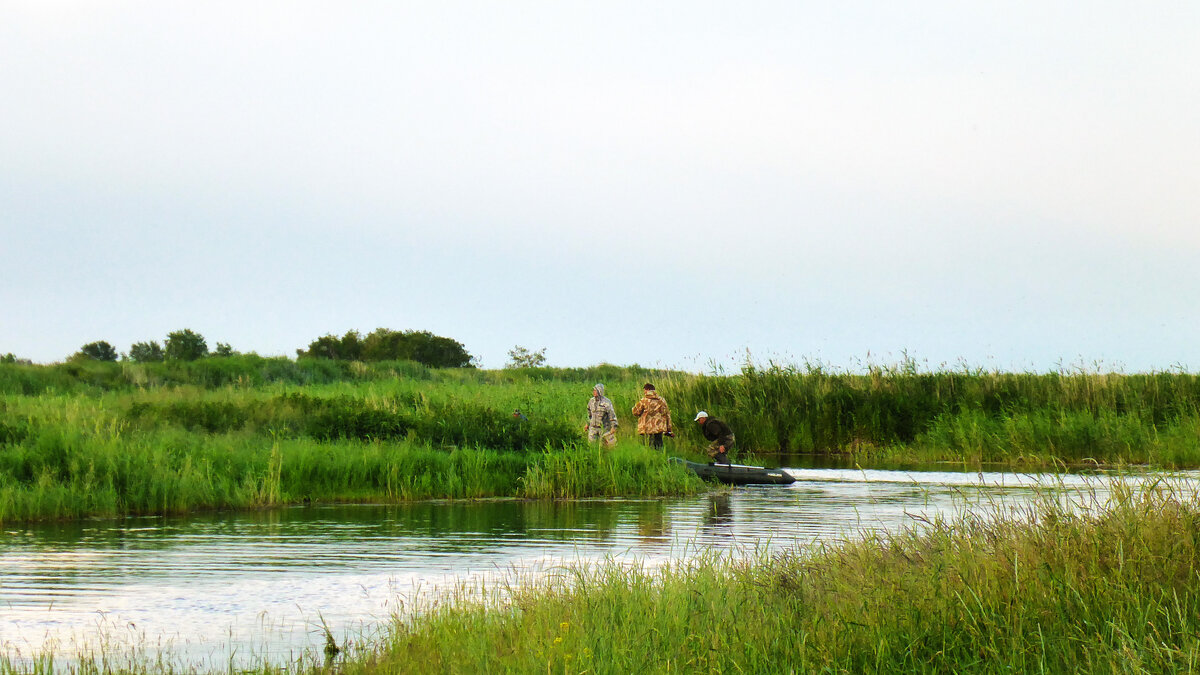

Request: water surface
left=0, top=465, right=1186, bottom=669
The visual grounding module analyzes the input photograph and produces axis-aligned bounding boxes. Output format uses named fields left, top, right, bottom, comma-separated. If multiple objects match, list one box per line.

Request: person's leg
left=649, top=433, right=663, bottom=449
left=588, top=427, right=601, bottom=443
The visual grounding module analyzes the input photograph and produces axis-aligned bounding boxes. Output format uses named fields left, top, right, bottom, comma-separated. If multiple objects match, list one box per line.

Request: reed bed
left=0, top=429, right=700, bottom=524
left=324, top=481, right=1200, bottom=674
left=659, top=363, right=1200, bottom=466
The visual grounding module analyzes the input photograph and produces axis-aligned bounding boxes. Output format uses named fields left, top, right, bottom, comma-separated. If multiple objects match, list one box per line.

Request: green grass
left=662, top=363, right=1200, bottom=466
left=0, top=429, right=701, bottom=524
left=6, top=357, right=1200, bottom=523
left=321, top=480, right=1200, bottom=674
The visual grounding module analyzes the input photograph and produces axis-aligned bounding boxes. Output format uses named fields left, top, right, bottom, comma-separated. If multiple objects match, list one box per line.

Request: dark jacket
left=701, top=417, right=734, bottom=445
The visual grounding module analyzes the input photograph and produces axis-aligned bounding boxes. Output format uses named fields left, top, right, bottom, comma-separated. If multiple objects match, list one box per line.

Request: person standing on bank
left=585, top=383, right=618, bottom=448
left=694, top=411, right=734, bottom=464
left=632, top=383, right=673, bottom=449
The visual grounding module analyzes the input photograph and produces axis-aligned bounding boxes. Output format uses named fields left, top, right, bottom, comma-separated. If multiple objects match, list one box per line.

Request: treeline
left=0, top=355, right=433, bottom=395
left=0, top=355, right=671, bottom=396
left=50, top=327, right=474, bottom=369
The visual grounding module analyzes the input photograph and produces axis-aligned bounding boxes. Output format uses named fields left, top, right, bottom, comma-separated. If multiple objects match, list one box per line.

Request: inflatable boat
left=671, top=457, right=796, bottom=486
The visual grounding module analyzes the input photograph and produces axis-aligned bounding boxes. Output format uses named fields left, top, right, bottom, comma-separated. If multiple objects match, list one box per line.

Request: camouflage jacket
left=701, top=417, right=734, bottom=446
left=632, top=391, right=672, bottom=435
left=587, top=387, right=618, bottom=430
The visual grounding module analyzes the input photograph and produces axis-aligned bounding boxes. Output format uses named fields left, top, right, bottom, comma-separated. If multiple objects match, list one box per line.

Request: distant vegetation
left=296, top=328, right=474, bottom=368
left=506, top=345, right=548, bottom=368
left=46, top=326, right=475, bottom=369
left=74, top=341, right=118, bottom=362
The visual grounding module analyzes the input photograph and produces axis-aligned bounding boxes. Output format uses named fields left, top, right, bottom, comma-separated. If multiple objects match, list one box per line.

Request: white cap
left=694, top=411, right=708, bottom=421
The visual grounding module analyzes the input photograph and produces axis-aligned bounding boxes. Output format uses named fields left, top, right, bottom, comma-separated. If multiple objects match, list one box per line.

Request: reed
left=0, top=406, right=699, bottom=524
left=660, top=363, right=1200, bottom=465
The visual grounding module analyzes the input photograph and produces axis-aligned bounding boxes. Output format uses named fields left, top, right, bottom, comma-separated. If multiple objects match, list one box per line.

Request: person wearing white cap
left=694, top=411, right=734, bottom=464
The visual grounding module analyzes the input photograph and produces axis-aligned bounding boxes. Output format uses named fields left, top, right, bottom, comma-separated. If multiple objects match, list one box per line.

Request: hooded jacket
left=586, top=383, right=618, bottom=430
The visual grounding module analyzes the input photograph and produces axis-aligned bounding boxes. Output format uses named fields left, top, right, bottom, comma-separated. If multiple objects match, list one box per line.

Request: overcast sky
left=3, top=1, right=1198, bottom=372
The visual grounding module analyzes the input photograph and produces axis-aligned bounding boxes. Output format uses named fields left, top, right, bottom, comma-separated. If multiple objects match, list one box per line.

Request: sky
left=3, top=1, right=1199, bottom=372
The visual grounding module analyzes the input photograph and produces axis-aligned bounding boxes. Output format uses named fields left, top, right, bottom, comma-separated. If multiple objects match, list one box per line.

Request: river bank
left=5, top=358, right=1200, bottom=524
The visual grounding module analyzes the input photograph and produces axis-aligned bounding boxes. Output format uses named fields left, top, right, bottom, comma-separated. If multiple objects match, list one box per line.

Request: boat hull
left=672, top=458, right=796, bottom=486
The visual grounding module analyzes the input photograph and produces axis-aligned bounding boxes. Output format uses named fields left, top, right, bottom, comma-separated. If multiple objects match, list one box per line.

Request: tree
left=297, top=328, right=473, bottom=367
left=505, top=345, right=547, bottom=368
left=214, top=342, right=235, bottom=357
left=129, top=341, right=164, bottom=363
left=164, top=329, right=208, bottom=361
left=297, top=330, right=364, bottom=360
left=76, top=341, right=118, bottom=362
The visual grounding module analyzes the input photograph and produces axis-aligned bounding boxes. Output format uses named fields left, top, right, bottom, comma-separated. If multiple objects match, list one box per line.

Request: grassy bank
left=0, top=428, right=701, bottom=523
left=6, top=357, right=1200, bottom=523
left=0, top=369, right=703, bottom=523
left=329, top=482, right=1200, bottom=674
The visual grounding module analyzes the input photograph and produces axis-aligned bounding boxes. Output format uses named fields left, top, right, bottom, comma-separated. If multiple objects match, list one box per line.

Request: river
left=0, top=464, right=1186, bottom=670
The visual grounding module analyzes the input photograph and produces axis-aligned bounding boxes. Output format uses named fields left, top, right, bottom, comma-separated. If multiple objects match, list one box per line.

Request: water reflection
left=634, top=501, right=668, bottom=543
left=702, top=493, right=733, bottom=528
left=2, top=466, right=1196, bottom=669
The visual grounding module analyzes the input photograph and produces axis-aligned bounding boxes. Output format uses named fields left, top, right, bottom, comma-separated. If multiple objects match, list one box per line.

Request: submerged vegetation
left=4, top=354, right=1200, bottom=523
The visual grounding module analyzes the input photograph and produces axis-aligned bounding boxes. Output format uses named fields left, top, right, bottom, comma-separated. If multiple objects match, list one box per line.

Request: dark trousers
left=643, top=432, right=664, bottom=449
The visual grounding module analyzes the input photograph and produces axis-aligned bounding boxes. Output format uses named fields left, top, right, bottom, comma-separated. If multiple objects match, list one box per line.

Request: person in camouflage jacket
left=631, top=383, right=673, bottom=449
left=694, top=411, right=735, bottom=464
left=585, top=383, right=618, bottom=447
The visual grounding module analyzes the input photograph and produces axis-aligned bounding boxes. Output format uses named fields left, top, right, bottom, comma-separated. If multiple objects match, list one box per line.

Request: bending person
left=694, top=411, right=734, bottom=464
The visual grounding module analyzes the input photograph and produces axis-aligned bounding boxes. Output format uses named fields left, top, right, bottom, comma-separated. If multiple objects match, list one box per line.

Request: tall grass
left=661, top=363, right=1200, bottom=464
left=330, top=481, right=1200, bottom=674
left=0, top=426, right=698, bottom=524
left=7, top=357, right=1200, bottom=523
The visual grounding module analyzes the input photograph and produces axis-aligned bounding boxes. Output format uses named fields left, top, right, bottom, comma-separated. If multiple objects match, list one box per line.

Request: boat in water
left=671, top=457, right=796, bottom=486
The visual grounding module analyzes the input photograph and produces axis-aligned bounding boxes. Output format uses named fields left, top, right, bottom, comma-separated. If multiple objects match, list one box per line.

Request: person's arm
left=632, top=398, right=644, bottom=417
